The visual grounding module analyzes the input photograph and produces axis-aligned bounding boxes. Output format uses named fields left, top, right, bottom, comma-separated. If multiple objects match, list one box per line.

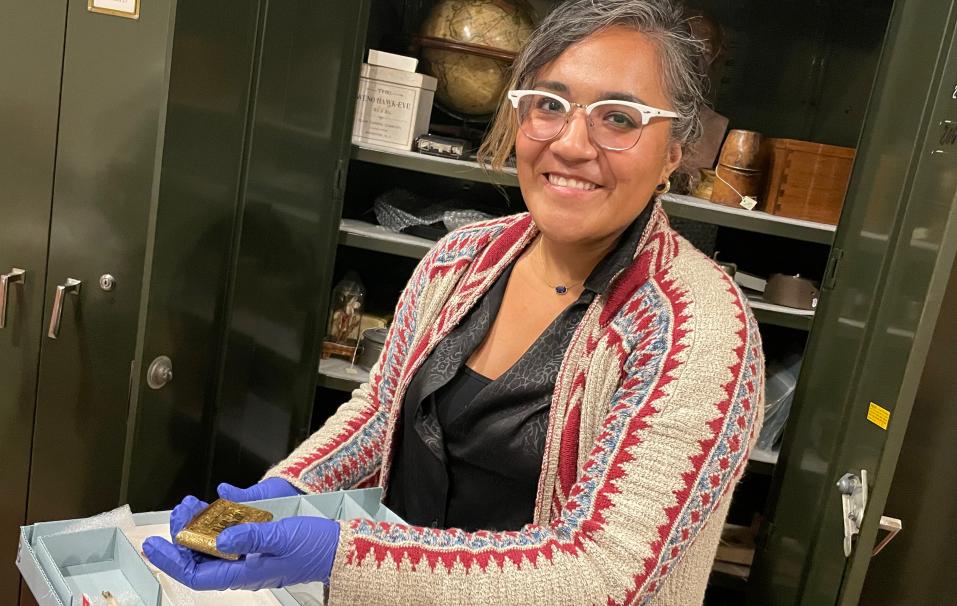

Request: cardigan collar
left=582, top=201, right=654, bottom=295
left=462, top=200, right=674, bottom=303
left=378, top=201, right=677, bottom=495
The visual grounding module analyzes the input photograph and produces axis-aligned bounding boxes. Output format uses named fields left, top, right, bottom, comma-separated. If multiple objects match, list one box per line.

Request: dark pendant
left=555, top=285, right=568, bottom=295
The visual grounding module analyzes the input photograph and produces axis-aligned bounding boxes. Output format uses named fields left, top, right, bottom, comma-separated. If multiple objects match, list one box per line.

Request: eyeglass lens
left=515, top=93, right=645, bottom=150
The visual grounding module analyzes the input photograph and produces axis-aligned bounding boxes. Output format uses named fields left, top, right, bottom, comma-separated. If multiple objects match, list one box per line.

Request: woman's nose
left=549, top=109, right=599, bottom=161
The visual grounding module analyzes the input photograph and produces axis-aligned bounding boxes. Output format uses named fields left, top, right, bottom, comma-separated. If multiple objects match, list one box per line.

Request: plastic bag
left=50, top=504, right=135, bottom=536
left=756, top=352, right=802, bottom=451
left=373, top=189, right=494, bottom=238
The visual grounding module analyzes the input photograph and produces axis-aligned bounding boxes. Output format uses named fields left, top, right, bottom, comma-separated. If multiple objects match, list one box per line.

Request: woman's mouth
left=544, top=173, right=602, bottom=192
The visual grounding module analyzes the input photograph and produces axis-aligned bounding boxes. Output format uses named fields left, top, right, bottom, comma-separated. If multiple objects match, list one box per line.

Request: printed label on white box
left=354, top=79, right=418, bottom=147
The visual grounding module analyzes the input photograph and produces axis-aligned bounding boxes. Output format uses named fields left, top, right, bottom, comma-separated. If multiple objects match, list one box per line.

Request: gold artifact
left=174, top=499, right=273, bottom=560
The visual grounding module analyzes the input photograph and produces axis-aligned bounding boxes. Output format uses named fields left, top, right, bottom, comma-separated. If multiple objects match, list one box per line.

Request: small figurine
left=322, top=273, right=366, bottom=360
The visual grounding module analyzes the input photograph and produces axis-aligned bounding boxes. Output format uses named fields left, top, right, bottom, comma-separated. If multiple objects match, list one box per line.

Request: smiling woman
left=509, top=27, right=683, bottom=251
left=144, top=1, right=764, bottom=605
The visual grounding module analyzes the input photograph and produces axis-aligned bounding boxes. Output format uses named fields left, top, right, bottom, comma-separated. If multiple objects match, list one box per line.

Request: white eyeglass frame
left=507, top=89, right=679, bottom=149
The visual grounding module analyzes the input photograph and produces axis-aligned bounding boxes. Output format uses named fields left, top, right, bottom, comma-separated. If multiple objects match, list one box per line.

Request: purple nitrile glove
left=143, top=495, right=340, bottom=591
left=217, top=477, right=302, bottom=503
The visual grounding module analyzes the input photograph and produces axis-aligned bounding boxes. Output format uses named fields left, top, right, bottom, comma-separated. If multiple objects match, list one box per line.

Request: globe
left=419, top=0, right=535, bottom=118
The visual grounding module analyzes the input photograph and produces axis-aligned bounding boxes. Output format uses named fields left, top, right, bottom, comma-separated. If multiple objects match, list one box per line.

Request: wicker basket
left=763, top=138, right=856, bottom=225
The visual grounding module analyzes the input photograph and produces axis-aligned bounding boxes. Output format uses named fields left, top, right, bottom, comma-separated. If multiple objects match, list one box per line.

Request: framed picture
left=88, top=0, right=140, bottom=20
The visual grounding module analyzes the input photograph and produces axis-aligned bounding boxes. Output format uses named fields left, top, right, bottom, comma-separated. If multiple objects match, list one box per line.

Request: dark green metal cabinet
left=750, top=0, right=957, bottom=603
left=27, top=0, right=177, bottom=525
left=0, top=1, right=369, bottom=604
left=0, top=1, right=68, bottom=600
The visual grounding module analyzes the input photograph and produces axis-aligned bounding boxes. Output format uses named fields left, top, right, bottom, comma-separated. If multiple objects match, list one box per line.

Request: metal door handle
left=147, top=356, right=173, bottom=389
left=47, top=278, right=81, bottom=339
left=837, top=470, right=869, bottom=557
left=0, top=268, right=26, bottom=329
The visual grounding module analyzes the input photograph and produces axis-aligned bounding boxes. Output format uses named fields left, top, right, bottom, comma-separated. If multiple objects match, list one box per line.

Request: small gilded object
left=175, top=499, right=273, bottom=560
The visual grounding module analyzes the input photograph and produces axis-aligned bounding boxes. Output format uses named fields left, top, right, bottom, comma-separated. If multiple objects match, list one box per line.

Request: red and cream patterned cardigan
left=266, top=202, right=765, bottom=605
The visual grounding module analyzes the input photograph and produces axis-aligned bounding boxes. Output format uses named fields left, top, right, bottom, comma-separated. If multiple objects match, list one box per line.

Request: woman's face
left=515, top=27, right=683, bottom=246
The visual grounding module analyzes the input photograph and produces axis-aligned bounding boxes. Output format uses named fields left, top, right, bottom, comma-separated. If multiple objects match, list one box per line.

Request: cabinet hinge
left=823, top=247, right=844, bottom=290
left=333, top=159, right=347, bottom=199
left=127, top=359, right=136, bottom=410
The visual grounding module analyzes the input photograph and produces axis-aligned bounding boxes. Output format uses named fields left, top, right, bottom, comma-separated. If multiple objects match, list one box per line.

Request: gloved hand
left=143, top=495, right=340, bottom=590
left=217, top=477, right=302, bottom=503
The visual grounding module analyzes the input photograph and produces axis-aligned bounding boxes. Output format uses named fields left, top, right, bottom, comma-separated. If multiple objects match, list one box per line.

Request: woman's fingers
left=144, top=535, right=248, bottom=590
left=216, top=521, right=288, bottom=556
left=218, top=477, right=301, bottom=502
left=217, top=482, right=252, bottom=502
left=143, top=536, right=196, bottom=584
left=170, top=495, right=208, bottom=539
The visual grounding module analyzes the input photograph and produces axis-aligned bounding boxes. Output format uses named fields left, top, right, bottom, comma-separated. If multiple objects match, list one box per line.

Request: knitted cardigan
left=265, top=202, right=765, bottom=605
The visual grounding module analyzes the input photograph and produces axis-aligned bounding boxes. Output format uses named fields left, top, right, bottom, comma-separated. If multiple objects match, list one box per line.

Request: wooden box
left=763, top=138, right=856, bottom=225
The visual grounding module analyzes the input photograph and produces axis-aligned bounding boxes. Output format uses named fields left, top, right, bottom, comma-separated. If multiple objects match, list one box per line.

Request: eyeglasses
left=507, top=89, right=679, bottom=151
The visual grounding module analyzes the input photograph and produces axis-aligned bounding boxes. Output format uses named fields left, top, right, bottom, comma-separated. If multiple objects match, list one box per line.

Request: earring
left=655, top=179, right=672, bottom=195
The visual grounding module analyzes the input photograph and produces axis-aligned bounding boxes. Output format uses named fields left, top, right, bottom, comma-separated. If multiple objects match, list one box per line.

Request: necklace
left=533, top=239, right=585, bottom=296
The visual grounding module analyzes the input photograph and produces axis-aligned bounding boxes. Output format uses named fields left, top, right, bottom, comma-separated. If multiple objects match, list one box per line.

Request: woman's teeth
left=548, top=174, right=598, bottom=191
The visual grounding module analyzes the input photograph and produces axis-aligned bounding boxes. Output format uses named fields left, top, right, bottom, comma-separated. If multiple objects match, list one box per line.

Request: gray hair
left=479, top=0, right=708, bottom=170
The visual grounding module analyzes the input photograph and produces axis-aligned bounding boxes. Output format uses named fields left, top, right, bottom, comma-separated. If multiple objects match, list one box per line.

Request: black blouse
left=385, top=205, right=652, bottom=532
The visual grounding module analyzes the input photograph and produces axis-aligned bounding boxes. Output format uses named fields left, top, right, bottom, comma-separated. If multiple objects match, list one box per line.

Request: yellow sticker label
left=867, top=402, right=891, bottom=430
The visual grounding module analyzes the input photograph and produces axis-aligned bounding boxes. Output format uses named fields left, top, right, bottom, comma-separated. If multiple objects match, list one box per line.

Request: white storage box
left=367, top=49, right=418, bottom=73
left=352, top=63, right=437, bottom=151
left=17, top=488, right=402, bottom=606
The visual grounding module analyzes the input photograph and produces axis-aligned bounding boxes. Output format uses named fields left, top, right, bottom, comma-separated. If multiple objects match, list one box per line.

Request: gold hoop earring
left=655, top=179, right=672, bottom=195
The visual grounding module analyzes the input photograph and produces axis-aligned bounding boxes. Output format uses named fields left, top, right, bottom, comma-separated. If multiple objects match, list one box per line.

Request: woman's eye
left=604, top=112, right=638, bottom=129
left=536, top=98, right=564, bottom=112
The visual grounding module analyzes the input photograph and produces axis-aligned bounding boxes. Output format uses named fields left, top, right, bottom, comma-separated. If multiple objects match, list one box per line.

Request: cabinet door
left=750, top=0, right=957, bottom=603
left=26, top=0, right=176, bottom=525
left=208, top=0, right=370, bottom=490
left=0, top=2, right=68, bottom=601
left=120, top=0, right=263, bottom=511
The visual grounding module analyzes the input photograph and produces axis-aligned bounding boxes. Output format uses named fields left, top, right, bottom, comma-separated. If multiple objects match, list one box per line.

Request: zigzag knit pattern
left=266, top=203, right=764, bottom=605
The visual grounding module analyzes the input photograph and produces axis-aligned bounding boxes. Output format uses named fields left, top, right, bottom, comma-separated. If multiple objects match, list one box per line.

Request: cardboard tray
left=17, top=488, right=401, bottom=606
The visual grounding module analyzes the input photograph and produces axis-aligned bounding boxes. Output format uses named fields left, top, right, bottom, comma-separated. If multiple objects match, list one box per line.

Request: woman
left=145, top=1, right=764, bottom=603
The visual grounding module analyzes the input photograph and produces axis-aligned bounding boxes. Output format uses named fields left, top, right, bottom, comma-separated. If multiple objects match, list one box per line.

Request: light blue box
left=38, top=527, right=162, bottom=606
left=341, top=488, right=385, bottom=518
left=17, top=488, right=404, bottom=605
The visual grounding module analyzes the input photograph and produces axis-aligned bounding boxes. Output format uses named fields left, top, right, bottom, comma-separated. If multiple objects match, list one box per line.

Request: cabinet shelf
left=317, top=358, right=368, bottom=392
left=660, top=193, right=837, bottom=245
left=746, top=294, right=815, bottom=331
left=336, top=220, right=814, bottom=331
left=339, top=219, right=433, bottom=259
left=748, top=446, right=781, bottom=475
left=351, top=144, right=519, bottom=187
left=350, top=145, right=835, bottom=245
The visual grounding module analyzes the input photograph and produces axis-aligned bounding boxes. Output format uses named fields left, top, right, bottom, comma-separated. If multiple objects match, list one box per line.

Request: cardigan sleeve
left=325, top=273, right=765, bottom=605
left=261, top=243, right=442, bottom=494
